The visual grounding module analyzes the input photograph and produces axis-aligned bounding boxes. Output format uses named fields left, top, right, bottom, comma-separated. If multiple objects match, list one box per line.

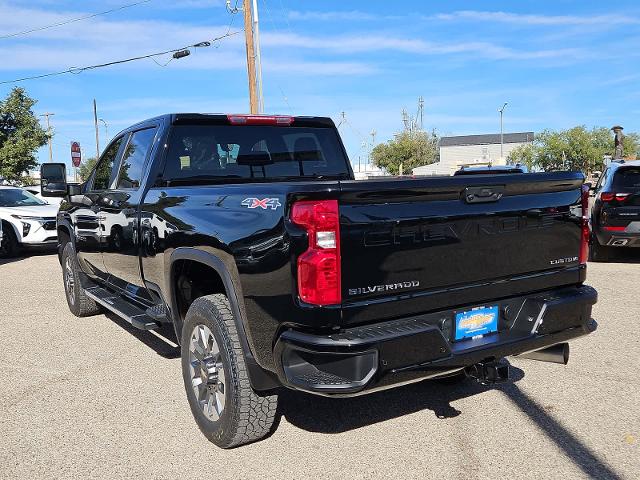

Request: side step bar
left=85, top=286, right=160, bottom=331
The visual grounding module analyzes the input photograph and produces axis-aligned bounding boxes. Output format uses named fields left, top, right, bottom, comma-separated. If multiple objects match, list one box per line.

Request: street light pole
left=40, top=112, right=55, bottom=162
left=99, top=118, right=108, bottom=141
left=498, top=102, right=508, bottom=159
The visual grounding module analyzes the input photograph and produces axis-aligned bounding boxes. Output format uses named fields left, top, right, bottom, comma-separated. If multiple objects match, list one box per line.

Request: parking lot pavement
left=1, top=253, right=639, bottom=480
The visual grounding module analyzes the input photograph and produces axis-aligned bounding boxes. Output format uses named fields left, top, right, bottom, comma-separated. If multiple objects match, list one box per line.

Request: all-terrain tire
left=181, top=294, right=278, bottom=448
left=61, top=242, right=101, bottom=317
left=0, top=221, right=20, bottom=258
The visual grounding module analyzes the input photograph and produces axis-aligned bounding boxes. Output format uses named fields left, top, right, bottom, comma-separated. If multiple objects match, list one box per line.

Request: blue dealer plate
left=454, top=305, right=499, bottom=341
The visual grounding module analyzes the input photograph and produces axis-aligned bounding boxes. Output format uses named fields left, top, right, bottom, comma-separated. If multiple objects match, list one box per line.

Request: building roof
left=440, top=132, right=534, bottom=147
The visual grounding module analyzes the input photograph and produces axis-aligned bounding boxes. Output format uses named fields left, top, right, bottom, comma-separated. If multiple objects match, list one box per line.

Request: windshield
left=163, top=124, right=351, bottom=184
left=613, top=167, right=640, bottom=190
left=0, top=188, right=47, bottom=207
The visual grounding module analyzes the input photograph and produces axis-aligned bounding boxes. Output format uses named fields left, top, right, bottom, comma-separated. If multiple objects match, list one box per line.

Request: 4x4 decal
left=241, top=197, right=282, bottom=210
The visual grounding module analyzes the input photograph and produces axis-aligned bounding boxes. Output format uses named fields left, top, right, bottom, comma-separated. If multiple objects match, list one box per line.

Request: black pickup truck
left=41, top=113, right=597, bottom=448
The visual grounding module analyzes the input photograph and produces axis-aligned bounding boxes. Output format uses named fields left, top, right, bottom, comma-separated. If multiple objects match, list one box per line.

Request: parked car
left=23, top=185, right=63, bottom=206
left=0, top=186, right=58, bottom=257
left=590, top=160, right=640, bottom=261
left=42, top=113, right=597, bottom=448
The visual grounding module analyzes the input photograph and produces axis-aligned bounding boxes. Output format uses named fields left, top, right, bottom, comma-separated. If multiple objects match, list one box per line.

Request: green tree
left=507, top=125, right=640, bottom=173
left=79, top=157, right=97, bottom=181
left=371, top=129, right=439, bottom=175
left=507, top=143, right=537, bottom=171
left=0, top=87, right=48, bottom=180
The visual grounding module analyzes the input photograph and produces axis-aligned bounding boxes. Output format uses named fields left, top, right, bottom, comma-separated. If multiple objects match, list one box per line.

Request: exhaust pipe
left=519, top=343, right=569, bottom=365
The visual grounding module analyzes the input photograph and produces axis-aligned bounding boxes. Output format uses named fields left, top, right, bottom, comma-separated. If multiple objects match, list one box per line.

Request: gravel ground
left=1, top=252, right=639, bottom=480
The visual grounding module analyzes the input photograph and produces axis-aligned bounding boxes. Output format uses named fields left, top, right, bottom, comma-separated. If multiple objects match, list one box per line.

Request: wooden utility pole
left=93, top=99, right=100, bottom=158
left=243, top=0, right=258, bottom=114
left=40, top=112, right=55, bottom=162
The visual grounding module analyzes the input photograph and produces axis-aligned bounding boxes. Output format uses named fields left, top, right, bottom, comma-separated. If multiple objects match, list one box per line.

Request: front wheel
left=0, top=221, right=20, bottom=258
left=61, top=242, right=101, bottom=317
left=181, top=294, right=278, bottom=448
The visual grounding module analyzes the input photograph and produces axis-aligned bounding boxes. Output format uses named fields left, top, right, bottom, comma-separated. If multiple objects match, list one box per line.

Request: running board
left=85, top=286, right=160, bottom=330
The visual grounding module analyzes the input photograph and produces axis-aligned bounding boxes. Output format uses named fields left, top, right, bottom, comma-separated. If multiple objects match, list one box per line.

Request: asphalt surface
left=1, top=252, right=639, bottom=480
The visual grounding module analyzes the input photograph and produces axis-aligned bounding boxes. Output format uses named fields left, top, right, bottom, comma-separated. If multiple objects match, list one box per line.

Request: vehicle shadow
left=0, top=250, right=56, bottom=266
left=277, top=367, right=524, bottom=433
left=278, top=365, right=622, bottom=480
left=103, top=311, right=181, bottom=359
left=605, top=248, right=640, bottom=264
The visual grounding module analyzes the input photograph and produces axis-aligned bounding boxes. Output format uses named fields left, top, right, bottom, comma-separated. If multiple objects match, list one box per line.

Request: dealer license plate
left=454, top=305, right=499, bottom=341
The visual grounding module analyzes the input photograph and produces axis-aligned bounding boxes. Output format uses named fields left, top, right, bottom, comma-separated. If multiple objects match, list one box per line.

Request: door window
left=116, top=128, right=157, bottom=190
left=93, top=136, right=124, bottom=191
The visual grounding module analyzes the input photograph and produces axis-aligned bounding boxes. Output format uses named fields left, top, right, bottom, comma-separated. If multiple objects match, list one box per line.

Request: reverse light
left=579, top=184, right=589, bottom=265
left=291, top=199, right=341, bottom=306
left=226, top=114, right=294, bottom=126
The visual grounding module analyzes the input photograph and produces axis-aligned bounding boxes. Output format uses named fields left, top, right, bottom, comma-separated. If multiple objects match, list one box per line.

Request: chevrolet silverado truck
left=41, top=113, right=597, bottom=448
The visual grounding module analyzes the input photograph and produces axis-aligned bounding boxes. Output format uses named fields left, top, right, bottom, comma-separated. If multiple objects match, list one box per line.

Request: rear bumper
left=274, top=285, right=597, bottom=396
left=595, top=230, right=640, bottom=247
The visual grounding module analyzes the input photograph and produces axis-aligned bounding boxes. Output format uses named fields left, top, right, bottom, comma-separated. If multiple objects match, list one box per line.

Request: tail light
left=600, top=192, right=631, bottom=203
left=603, top=226, right=627, bottom=232
left=579, top=184, right=589, bottom=265
left=227, top=114, right=294, bottom=126
left=291, top=200, right=341, bottom=305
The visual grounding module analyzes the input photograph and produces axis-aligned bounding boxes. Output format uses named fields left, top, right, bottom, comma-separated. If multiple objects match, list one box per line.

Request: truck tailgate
left=338, top=172, right=585, bottom=325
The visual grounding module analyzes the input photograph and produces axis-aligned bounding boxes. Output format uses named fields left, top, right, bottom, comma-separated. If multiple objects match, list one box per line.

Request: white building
left=413, top=132, right=534, bottom=176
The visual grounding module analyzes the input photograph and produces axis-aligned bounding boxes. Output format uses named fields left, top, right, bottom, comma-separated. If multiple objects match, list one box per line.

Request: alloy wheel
left=188, top=324, right=226, bottom=421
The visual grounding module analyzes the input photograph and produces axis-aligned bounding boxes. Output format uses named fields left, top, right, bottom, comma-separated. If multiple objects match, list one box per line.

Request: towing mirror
left=40, top=163, right=67, bottom=197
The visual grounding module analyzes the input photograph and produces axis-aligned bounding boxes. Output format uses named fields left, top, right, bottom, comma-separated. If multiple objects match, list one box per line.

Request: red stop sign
left=71, top=141, right=81, bottom=167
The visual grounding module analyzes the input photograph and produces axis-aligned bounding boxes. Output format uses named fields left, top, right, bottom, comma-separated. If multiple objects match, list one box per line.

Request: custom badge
left=241, top=197, right=282, bottom=210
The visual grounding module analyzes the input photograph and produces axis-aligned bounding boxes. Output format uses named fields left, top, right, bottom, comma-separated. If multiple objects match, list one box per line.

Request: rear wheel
left=0, top=221, right=20, bottom=258
left=589, top=235, right=610, bottom=262
left=61, top=242, right=101, bottom=317
left=181, top=294, right=278, bottom=448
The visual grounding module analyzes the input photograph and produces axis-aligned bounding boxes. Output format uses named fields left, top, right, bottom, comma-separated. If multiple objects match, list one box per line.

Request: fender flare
left=167, top=247, right=279, bottom=391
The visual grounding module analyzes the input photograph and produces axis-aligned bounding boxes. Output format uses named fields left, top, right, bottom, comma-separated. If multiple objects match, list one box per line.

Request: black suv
left=590, top=160, right=640, bottom=261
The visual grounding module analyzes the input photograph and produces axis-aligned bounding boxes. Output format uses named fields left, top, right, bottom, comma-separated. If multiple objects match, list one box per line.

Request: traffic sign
left=71, top=141, right=81, bottom=167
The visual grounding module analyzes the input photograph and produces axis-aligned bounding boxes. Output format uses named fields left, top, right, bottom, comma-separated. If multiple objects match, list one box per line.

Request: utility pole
left=93, top=99, right=100, bottom=158
left=242, top=0, right=258, bottom=113
left=252, top=0, right=264, bottom=113
left=498, top=102, right=508, bottom=159
left=40, top=112, right=54, bottom=162
left=418, top=96, right=424, bottom=131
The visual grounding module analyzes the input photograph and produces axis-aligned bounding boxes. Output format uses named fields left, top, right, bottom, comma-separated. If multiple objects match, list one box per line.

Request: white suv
left=0, top=186, right=58, bottom=257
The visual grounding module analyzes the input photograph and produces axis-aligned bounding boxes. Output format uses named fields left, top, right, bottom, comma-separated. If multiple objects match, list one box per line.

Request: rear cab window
left=162, top=124, right=351, bottom=184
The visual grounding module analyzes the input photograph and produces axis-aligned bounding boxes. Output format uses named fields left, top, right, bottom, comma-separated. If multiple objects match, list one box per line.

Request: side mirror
left=40, top=163, right=67, bottom=197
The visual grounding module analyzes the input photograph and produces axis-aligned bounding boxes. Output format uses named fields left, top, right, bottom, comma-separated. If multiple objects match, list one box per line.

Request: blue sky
left=0, top=0, right=639, bottom=173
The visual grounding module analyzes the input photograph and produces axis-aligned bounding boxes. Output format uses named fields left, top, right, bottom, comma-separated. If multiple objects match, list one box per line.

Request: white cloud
left=261, top=32, right=583, bottom=61
left=287, top=10, right=386, bottom=21
left=431, top=10, right=640, bottom=26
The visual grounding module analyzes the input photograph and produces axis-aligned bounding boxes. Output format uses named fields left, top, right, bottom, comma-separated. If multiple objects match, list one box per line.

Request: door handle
left=463, top=186, right=505, bottom=204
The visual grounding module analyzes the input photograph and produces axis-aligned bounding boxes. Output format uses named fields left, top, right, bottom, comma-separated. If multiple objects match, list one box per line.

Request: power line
left=0, top=0, right=153, bottom=41
left=0, top=31, right=240, bottom=85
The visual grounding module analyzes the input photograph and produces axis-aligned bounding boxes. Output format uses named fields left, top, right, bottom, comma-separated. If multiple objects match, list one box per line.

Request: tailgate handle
left=463, top=186, right=505, bottom=204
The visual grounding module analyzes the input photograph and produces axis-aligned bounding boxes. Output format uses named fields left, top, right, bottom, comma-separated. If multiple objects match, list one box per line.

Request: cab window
left=93, top=136, right=124, bottom=191
left=116, top=128, right=157, bottom=190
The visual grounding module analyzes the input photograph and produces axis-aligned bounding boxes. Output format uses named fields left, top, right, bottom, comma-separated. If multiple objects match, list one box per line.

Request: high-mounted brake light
left=601, top=192, right=631, bottom=203
left=579, top=184, right=590, bottom=265
left=226, top=114, right=294, bottom=126
left=291, top=200, right=341, bottom=306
